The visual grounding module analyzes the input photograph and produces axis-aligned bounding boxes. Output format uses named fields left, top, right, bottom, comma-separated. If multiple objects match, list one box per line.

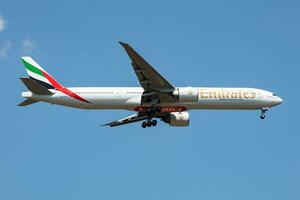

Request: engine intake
left=173, top=87, right=198, bottom=102
left=163, top=112, right=190, bottom=127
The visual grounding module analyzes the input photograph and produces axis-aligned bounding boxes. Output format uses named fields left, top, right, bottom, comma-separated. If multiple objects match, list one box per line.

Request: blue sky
left=1, top=0, right=299, bottom=199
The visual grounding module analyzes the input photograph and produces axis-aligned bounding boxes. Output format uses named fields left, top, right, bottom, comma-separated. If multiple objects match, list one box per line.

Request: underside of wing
left=119, top=42, right=178, bottom=104
left=103, top=42, right=191, bottom=128
left=102, top=112, right=148, bottom=127
left=102, top=109, right=189, bottom=128
left=119, top=42, right=175, bottom=92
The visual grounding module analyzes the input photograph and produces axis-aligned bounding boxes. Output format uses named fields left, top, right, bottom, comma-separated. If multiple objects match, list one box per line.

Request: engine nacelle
left=173, top=87, right=198, bottom=102
left=168, top=112, right=190, bottom=127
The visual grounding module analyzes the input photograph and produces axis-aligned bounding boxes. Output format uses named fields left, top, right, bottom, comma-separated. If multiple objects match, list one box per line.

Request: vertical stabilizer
left=21, top=57, right=63, bottom=89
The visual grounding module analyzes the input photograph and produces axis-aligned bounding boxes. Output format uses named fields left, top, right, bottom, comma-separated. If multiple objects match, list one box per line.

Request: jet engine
left=163, top=111, right=190, bottom=127
left=172, top=87, right=198, bottom=102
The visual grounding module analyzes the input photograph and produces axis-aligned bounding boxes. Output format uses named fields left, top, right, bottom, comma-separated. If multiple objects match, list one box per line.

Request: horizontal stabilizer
left=18, top=98, right=39, bottom=106
left=20, top=77, right=53, bottom=95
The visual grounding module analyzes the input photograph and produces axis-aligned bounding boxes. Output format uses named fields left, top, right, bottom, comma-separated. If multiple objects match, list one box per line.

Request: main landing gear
left=140, top=106, right=160, bottom=128
left=260, top=108, right=268, bottom=119
left=142, top=119, right=158, bottom=128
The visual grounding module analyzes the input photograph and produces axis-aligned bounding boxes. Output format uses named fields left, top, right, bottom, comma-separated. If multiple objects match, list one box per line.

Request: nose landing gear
left=260, top=108, right=268, bottom=119
left=142, top=119, right=158, bottom=128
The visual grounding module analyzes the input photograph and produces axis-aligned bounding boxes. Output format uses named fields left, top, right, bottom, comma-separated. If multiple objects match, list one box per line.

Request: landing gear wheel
left=147, top=120, right=152, bottom=127
left=260, top=108, right=268, bottom=120
left=142, top=121, right=147, bottom=128
left=152, top=119, right=157, bottom=126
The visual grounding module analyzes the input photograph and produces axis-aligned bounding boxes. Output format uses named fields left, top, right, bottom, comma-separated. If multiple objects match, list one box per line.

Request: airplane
left=19, top=42, right=283, bottom=128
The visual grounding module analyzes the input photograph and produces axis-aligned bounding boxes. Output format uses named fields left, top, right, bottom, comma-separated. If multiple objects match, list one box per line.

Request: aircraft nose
left=274, top=96, right=283, bottom=105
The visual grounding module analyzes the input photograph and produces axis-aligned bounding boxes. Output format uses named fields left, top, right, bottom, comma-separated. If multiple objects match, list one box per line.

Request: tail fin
left=20, top=56, right=90, bottom=104
left=21, top=57, right=63, bottom=90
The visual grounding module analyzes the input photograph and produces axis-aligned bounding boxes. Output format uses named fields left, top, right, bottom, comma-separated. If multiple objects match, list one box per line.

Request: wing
left=105, top=42, right=179, bottom=127
left=102, top=112, right=148, bottom=127
left=119, top=42, right=175, bottom=92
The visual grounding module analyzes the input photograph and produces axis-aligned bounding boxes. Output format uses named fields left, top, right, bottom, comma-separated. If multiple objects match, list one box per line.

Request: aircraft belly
left=35, top=95, right=88, bottom=108
left=30, top=93, right=270, bottom=111
left=192, top=99, right=264, bottom=110
left=87, top=95, right=140, bottom=110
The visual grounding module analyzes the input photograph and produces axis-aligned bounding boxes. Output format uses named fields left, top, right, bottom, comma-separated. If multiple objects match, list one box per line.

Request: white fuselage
left=22, top=87, right=283, bottom=111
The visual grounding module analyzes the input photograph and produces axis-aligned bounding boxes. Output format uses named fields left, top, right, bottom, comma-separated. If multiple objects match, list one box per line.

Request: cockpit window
left=273, top=93, right=277, bottom=96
